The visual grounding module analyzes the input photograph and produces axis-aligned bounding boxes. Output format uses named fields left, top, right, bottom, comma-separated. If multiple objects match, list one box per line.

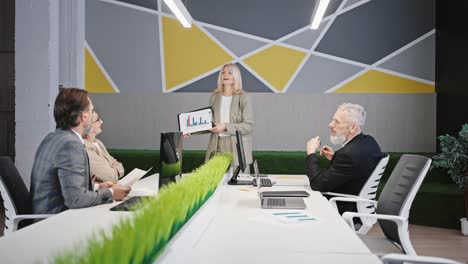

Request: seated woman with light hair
left=83, top=111, right=124, bottom=183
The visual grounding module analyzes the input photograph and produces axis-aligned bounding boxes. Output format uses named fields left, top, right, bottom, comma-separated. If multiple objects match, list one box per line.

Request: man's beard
left=330, top=133, right=347, bottom=145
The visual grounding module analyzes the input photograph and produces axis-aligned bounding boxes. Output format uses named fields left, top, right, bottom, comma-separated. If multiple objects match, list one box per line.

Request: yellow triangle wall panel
left=163, top=17, right=233, bottom=91
left=243, top=45, right=306, bottom=92
left=334, top=70, right=435, bottom=93
left=84, top=48, right=116, bottom=93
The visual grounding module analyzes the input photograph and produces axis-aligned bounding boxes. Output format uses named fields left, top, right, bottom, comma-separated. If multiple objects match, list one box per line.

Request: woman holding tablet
left=205, top=63, right=254, bottom=171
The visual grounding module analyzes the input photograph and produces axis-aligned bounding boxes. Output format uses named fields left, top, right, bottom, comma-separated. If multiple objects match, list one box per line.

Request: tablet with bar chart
left=178, top=107, right=213, bottom=134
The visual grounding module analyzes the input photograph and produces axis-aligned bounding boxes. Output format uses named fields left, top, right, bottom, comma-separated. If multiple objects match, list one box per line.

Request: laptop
left=252, top=160, right=273, bottom=187
left=256, top=168, right=306, bottom=210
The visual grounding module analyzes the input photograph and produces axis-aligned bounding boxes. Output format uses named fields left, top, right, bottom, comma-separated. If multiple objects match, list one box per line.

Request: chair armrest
left=329, top=196, right=377, bottom=210
left=12, top=214, right=53, bottom=231
left=341, top=212, right=405, bottom=230
left=381, top=253, right=462, bottom=264
left=13, top=214, right=52, bottom=221
left=322, top=192, right=359, bottom=198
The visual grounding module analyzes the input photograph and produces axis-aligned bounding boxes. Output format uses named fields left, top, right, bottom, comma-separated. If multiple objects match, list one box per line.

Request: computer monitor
left=236, top=130, right=246, bottom=172
left=228, top=130, right=250, bottom=185
left=159, top=132, right=183, bottom=187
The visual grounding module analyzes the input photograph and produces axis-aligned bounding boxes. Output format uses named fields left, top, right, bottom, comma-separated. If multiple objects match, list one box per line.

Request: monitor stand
left=228, top=166, right=253, bottom=185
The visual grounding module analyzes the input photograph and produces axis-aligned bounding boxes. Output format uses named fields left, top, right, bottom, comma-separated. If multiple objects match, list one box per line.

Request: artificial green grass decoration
left=160, top=160, right=181, bottom=178
left=53, top=153, right=232, bottom=264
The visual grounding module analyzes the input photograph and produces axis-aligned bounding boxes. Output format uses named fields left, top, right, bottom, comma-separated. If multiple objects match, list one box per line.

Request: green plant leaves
left=52, top=154, right=232, bottom=264
left=432, top=124, right=468, bottom=188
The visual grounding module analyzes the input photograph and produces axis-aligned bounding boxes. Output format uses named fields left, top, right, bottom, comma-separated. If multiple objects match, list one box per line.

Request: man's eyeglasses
left=92, top=117, right=101, bottom=123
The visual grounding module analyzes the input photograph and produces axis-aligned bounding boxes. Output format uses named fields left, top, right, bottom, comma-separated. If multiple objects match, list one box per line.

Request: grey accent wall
left=16, top=0, right=59, bottom=187
left=91, top=93, right=436, bottom=152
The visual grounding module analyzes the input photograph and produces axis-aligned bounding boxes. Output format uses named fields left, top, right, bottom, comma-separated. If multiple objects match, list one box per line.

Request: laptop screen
left=228, top=130, right=247, bottom=184
left=253, top=160, right=262, bottom=193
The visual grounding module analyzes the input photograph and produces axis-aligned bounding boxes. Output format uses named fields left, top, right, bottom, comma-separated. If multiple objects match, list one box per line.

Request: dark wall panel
left=0, top=0, right=15, bottom=52
left=436, top=0, right=468, bottom=138
left=0, top=0, right=15, bottom=160
left=0, top=54, right=14, bottom=112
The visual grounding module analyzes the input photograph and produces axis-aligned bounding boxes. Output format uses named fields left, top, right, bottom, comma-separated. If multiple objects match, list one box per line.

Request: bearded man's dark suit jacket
left=306, top=133, right=384, bottom=215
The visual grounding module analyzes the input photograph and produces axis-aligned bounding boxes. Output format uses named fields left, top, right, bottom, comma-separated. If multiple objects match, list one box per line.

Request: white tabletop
left=156, top=174, right=380, bottom=264
left=0, top=174, right=381, bottom=264
left=0, top=174, right=158, bottom=264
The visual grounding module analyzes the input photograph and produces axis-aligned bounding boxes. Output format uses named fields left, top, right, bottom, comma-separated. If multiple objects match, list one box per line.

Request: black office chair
left=0, top=156, right=51, bottom=234
left=335, top=155, right=431, bottom=255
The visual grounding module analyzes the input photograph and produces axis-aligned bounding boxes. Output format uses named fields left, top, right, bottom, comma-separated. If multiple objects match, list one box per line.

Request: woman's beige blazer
left=84, top=139, right=124, bottom=183
left=205, top=92, right=254, bottom=166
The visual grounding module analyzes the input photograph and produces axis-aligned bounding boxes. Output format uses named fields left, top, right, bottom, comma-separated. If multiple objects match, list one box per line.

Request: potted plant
left=432, top=124, right=468, bottom=235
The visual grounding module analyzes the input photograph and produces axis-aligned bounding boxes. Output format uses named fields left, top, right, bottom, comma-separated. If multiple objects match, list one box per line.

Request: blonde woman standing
left=205, top=63, right=254, bottom=171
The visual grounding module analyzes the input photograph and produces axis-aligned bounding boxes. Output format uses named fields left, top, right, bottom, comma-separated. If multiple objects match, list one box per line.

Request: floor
left=368, top=224, right=468, bottom=263
left=0, top=204, right=467, bottom=262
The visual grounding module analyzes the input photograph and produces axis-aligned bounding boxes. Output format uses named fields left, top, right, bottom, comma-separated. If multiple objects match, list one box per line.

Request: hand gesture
left=111, top=184, right=132, bottom=201
left=209, top=123, right=227, bottom=133
left=183, top=133, right=191, bottom=139
left=99, top=181, right=115, bottom=189
left=320, top=145, right=335, bottom=160
left=306, top=136, right=321, bottom=155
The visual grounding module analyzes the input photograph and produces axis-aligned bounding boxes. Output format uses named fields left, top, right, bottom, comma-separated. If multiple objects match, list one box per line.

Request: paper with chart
left=178, top=107, right=213, bottom=134
left=271, top=211, right=318, bottom=224
left=118, top=167, right=152, bottom=187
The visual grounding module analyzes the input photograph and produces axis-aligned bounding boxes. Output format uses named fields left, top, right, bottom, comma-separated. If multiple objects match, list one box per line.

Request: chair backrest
left=355, top=154, right=389, bottom=230
left=376, top=154, right=431, bottom=246
left=358, top=154, right=389, bottom=202
left=0, top=156, right=32, bottom=232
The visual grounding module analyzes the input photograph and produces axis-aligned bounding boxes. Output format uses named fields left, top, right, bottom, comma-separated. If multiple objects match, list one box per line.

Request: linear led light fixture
left=164, top=0, right=193, bottom=28
left=310, top=0, right=330, bottom=29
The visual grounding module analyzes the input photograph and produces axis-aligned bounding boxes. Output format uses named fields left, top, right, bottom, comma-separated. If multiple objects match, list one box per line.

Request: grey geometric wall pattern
left=323, top=0, right=345, bottom=18
left=86, top=0, right=160, bottom=93
left=186, top=0, right=316, bottom=40
left=176, top=63, right=273, bottom=93
left=116, top=0, right=158, bottom=10
left=205, top=27, right=268, bottom=57
left=343, top=0, right=367, bottom=10
left=175, top=71, right=219, bottom=93
left=283, top=22, right=327, bottom=50
left=288, top=54, right=364, bottom=93
left=378, top=34, right=435, bottom=81
left=316, top=0, right=435, bottom=64
left=85, top=0, right=435, bottom=94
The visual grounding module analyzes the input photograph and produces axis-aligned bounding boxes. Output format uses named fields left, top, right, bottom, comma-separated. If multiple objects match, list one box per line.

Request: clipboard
left=177, top=107, right=213, bottom=134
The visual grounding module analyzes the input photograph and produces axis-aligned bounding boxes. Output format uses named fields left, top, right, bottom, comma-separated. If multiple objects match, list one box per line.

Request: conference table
left=0, top=174, right=381, bottom=264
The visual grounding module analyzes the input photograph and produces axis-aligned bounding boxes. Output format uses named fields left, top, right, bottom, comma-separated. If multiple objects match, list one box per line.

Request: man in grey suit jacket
left=30, top=88, right=131, bottom=215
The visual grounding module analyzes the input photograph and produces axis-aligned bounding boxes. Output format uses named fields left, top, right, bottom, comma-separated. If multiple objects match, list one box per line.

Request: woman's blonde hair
left=213, top=63, right=243, bottom=94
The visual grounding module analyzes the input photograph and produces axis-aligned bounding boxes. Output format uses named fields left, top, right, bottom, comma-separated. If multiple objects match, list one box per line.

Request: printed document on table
left=270, top=211, right=319, bottom=224
left=178, top=107, right=213, bottom=134
left=118, top=167, right=153, bottom=187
